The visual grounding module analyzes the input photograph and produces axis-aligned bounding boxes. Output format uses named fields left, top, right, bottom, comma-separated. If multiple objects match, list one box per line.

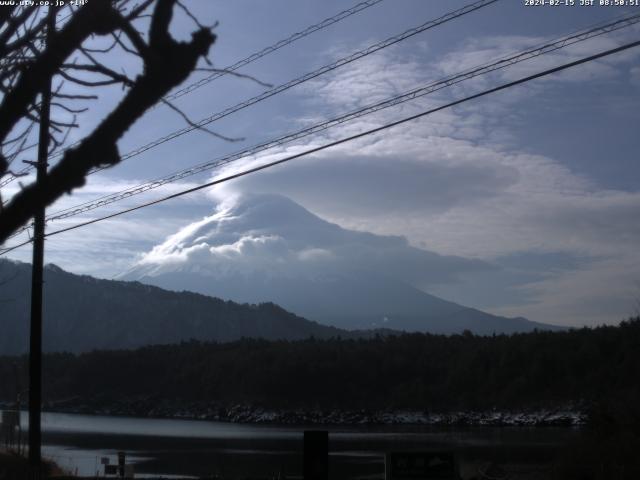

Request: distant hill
left=122, top=194, right=562, bottom=335
left=0, top=259, right=345, bottom=354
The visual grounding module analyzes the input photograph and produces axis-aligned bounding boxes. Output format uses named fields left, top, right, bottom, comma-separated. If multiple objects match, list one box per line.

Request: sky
left=2, top=0, right=640, bottom=327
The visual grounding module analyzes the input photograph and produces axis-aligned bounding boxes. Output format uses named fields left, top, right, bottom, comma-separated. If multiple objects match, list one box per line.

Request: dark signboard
left=385, top=451, right=458, bottom=479
left=304, top=430, right=328, bottom=480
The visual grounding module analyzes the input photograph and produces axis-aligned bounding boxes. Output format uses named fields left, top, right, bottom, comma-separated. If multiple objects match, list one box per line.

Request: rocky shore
left=0, top=398, right=587, bottom=427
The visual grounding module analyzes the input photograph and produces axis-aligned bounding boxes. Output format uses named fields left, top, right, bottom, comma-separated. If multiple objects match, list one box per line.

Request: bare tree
left=0, top=0, right=217, bottom=243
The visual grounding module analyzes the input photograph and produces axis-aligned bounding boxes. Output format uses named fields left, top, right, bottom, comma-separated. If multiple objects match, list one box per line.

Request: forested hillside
left=1, top=319, right=638, bottom=414
left=0, top=259, right=345, bottom=354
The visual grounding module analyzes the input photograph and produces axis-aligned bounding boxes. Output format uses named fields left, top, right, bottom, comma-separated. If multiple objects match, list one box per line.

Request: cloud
left=3, top=174, right=215, bottom=278
left=199, top=38, right=640, bottom=326
left=6, top=24, right=638, bottom=327
left=435, top=33, right=636, bottom=87
left=491, top=255, right=640, bottom=326
left=631, top=66, right=640, bottom=87
left=132, top=193, right=493, bottom=288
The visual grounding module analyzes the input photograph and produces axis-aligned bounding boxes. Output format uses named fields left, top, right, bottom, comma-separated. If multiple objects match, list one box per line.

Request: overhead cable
left=3, top=36, right=638, bottom=255
left=35, top=12, right=640, bottom=228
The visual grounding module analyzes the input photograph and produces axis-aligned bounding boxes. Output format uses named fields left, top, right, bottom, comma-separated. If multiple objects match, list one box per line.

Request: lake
left=19, top=411, right=583, bottom=479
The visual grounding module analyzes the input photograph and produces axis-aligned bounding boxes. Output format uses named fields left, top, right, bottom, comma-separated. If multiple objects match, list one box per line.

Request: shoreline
left=17, top=401, right=588, bottom=427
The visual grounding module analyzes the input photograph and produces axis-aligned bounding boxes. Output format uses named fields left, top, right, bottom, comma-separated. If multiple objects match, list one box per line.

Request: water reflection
left=17, top=412, right=581, bottom=478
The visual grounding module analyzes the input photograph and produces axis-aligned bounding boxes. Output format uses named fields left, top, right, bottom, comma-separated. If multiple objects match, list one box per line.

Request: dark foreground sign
left=385, top=451, right=458, bottom=479
left=304, top=430, right=328, bottom=480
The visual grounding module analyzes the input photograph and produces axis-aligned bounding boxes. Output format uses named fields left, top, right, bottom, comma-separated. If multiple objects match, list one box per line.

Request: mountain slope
left=0, top=259, right=345, bottom=354
left=122, top=194, right=561, bottom=335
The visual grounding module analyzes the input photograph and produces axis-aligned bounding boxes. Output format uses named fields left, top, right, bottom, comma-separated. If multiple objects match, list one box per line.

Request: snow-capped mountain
left=122, top=194, right=560, bottom=334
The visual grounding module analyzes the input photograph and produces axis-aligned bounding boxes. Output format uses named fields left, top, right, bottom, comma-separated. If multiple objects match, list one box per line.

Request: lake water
left=18, top=412, right=582, bottom=479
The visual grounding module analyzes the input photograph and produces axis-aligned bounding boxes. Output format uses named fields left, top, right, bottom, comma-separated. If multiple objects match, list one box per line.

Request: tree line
left=1, top=318, right=639, bottom=413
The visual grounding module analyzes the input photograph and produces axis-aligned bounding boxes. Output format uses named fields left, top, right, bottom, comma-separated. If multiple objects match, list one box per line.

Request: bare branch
left=160, top=98, right=243, bottom=143
left=61, top=63, right=135, bottom=86
left=0, top=1, right=123, bottom=163
left=0, top=0, right=217, bottom=242
left=176, top=0, right=211, bottom=31
left=51, top=117, right=76, bottom=154
left=2, top=122, right=34, bottom=148
left=80, top=36, right=120, bottom=54
left=0, top=6, right=38, bottom=55
left=194, top=67, right=273, bottom=88
left=53, top=92, right=99, bottom=100
left=149, top=0, right=174, bottom=47
left=115, top=16, right=149, bottom=57
left=125, top=0, right=156, bottom=21
left=2, top=13, right=48, bottom=58
left=51, top=102, right=89, bottom=114
left=58, top=69, right=126, bottom=87
left=3, top=168, right=31, bottom=179
left=49, top=118, right=79, bottom=129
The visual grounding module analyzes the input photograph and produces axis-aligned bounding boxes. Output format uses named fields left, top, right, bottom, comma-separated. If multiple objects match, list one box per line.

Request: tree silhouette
left=0, top=0, right=217, bottom=243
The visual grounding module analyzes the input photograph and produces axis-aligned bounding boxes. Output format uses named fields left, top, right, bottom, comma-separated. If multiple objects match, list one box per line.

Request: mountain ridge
left=0, top=259, right=347, bottom=355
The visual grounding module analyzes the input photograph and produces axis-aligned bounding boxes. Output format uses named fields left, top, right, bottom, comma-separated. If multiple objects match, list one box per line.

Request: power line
left=0, top=0, right=386, bottom=188
left=9, top=0, right=495, bottom=192
left=85, top=0, right=498, bottom=175
left=7, top=10, right=637, bottom=240
left=165, top=0, right=386, bottom=102
left=2, top=36, right=638, bottom=256
left=27, top=11, right=640, bottom=230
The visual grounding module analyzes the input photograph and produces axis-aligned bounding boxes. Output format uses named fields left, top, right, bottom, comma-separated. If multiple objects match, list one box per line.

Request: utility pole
left=28, top=6, right=55, bottom=476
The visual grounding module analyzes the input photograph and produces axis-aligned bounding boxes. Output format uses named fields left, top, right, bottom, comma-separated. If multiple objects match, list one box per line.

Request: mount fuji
left=121, top=194, right=560, bottom=335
